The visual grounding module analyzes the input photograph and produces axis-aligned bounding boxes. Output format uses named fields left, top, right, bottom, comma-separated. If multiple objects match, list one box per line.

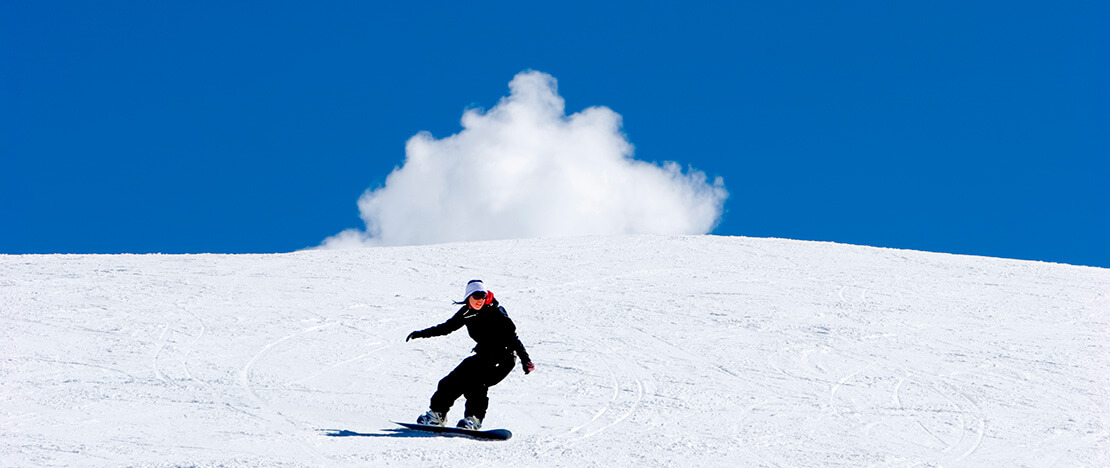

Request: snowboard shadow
left=319, top=428, right=437, bottom=439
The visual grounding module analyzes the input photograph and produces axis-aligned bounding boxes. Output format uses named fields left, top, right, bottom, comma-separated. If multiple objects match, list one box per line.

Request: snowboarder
left=406, top=280, right=534, bottom=430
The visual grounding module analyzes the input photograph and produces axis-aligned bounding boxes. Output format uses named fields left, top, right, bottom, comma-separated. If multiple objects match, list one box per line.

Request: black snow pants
left=429, top=352, right=515, bottom=420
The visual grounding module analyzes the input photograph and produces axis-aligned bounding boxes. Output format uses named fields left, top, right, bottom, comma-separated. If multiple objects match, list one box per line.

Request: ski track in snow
left=2, top=235, right=1108, bottom=467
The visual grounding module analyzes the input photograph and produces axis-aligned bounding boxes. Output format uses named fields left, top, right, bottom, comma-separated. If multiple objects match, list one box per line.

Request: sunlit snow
left=2, top=235, right=1107, bottom=466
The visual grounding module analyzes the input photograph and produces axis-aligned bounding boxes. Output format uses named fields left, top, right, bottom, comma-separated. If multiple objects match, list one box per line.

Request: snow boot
left=416, top=410, right=445, bottom=426
left=457, top=415, right=482, bottom=431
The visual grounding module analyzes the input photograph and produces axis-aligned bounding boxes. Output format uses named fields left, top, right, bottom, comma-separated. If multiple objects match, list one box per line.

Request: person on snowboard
left=406, top=280, right=534, bottom=430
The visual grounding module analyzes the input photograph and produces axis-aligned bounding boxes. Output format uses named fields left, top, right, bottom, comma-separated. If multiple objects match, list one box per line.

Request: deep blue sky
left=3, top=1, right=1107, bottom=267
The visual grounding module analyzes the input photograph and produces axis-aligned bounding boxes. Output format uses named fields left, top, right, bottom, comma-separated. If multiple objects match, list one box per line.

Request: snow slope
left=2, top=235, right=1107, bottom=467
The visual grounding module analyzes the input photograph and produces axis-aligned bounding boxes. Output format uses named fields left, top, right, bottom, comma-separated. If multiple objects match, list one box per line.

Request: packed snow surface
left=2, top=235, right=1107, bottom=467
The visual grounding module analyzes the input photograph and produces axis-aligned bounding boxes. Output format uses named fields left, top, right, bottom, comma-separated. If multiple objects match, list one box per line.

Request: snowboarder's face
left=467, top=292, right=486, bottom=309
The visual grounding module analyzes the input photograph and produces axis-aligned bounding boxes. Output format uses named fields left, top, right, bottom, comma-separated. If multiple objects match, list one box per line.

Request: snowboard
left=392, top=421, right=512, bottom=440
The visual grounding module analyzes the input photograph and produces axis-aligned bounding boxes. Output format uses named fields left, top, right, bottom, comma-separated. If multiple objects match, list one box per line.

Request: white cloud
left=322, top=70, right=728, bottom=248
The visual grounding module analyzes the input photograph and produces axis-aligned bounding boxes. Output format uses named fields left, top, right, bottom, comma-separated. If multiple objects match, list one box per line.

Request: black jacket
left=416, top=298, right=531, bottom=362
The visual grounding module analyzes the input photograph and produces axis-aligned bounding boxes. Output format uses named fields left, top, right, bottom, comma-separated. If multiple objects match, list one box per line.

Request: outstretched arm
left=406, top=310, right=465, bottom=341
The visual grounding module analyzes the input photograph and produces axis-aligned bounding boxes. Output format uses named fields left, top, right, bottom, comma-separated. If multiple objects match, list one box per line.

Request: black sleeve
left=418, top=309, right=466, bottom=338
left=512, top=335, right=531, bottom=363
left=500, top=306, right=531, bottom=362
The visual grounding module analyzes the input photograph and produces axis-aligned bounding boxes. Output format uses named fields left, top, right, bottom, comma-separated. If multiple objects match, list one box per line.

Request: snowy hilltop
left=2, top=235, right=1107, bottom=467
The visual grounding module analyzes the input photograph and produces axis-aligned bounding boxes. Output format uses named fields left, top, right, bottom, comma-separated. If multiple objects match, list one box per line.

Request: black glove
left=522, top=361, right=535, bottom=374
left=406, top=330, right=424, bottom=342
